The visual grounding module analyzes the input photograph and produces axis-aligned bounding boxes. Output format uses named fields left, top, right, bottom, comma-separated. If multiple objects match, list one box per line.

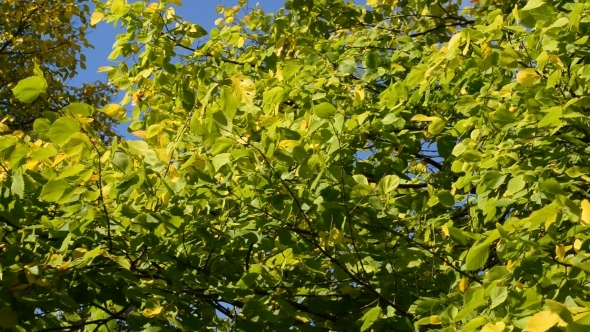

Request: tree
left=0, top=0, right=116, bottom=140
left=1, top=0, right=590, bottom=330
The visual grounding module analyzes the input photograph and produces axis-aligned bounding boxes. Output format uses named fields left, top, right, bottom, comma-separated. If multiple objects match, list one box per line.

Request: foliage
left=1, top=0, right=590, bottom=331
left=0, top=0, right=116, bottom=140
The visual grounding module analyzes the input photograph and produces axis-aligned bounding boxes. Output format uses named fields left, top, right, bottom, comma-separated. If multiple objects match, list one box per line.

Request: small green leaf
left=521, top=0, right=544, bottom=11
left=466, top=242, right=490, bottom=271
left=210, top=137, right=235, bottom=156
left=313, top=102, right=337, bottom=119
left=10, top=172, right=24, bottom=199
left=212, top=153, right=231, bottom=171
left=12, top=76, right=48, bottom=103
left=437, top=190, right=455, bottom=207
left=378, top=175, right=400, bottom=195
left=360, top=306, right=381, bottom=332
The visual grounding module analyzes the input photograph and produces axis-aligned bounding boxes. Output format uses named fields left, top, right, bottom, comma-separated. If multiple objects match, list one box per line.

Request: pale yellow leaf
left=581, top=199, right=590, bottom=226
left=482, top=321, right=506, bottom=332
left=142, top=307, right=163, bottom=318
left=556, top=245, right=565, bottom=261
left=90, top=12, right=104, bottom=26
left=516, top=69, right=538, bottom=87
left=72, top=248, right=87, bottom=259
left=278, top=140, right=300, bottom=148
left=429, top=315, right=442, bottom=325
left=523, top=311, right=560, bottom=332
left=574, top=239, right=583, bottom=252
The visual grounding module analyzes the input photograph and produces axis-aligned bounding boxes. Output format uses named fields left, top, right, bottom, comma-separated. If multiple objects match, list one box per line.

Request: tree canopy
left=1, top=0, right=590, bottom=331
left=0, top=0, right=116, bottom=140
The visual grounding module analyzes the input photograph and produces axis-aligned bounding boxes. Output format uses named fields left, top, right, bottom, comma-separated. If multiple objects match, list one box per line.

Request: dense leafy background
left=1, top=0, right=590, bottom=331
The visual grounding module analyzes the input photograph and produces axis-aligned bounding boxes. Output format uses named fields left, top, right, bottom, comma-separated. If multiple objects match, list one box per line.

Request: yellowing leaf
left=231, top=74, right=256, bottom=104
left=581, top=199, right=590, bottom=226
left=429, top=315, right=442, bottom=325
left=142, top=307, right=163, bottom=318
left=278, top=140, right=300, bottom=148
left=574, top=239, right=583, bottom=252
left=482, top=321, right=506, bottom=332
left=556, top=245, right=565, bottom=261
left=90, top=12, right=104, bottom=26
left=459, top=276, right=469, bottom=293
left=102, top=104, right=126, bottom=118
left=72, top=248, right=87, bottom=259
left=215, top=18, right=222, bottom=25
left=441, top=225, right=449, bottom=237
left=516, top=69, right=539, bottom=87
left=524, top=311, right=560, bottom=332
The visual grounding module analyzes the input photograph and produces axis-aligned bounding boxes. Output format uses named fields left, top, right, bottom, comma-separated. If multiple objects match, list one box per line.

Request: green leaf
left=462, top=150, right=482, bottom=162
left=0, top=306, right=18, bottom=329
left=538, top=107, right=562, bottom=127
left=466, top=242, right=490, bottom=271
left=212, top=153, right=231, bottom=171
left=47, top=117, right=81, bottom=146
left=365, top=51, right=379, bottom=70
left=263, top=87, right=288, bottom=105
left=360, top=306, right=381, bottom=332
left=313, top=102, right=336, bottom=119
left=482, top=171, right=506, bottom=190
left=507, top=175, right=525, bottom=194
left=521, top=0, right=544, bottom=11
left=437, top=190, right=455, bottom=207
left=489, top=287, right=508, bottom=309
left=64, top=102, right=94, bottom=116
left=0, top=136, right=18, bottom=155
left=210, top=137, right=235, bottom=156
left=10, top=172, right=24, bottom=199
left=40, top=179, right=71, bottom=202
left=11, top=76, right=48, bottom=103
left=378, top=175, right=400, bottom=195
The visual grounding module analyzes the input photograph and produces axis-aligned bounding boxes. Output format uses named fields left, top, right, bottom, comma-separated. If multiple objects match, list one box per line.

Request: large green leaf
left=11, top=76, right=48, bottom=103
left=47, top=117, right=81, bottom=146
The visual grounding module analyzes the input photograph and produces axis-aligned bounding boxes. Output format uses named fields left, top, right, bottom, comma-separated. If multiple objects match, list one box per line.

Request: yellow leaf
left=581, top=199, right=590, bottom=225
left=142, top=307, right=163, bottom=318
left=132, top=131, right=147, bottom=139
left=411, top=114, right=436, bottom=122
left=441, top=225, right=449, bottom=237
left=103, top=104, right=126, bottom=118
left=574, top=239, right=583, bottom=252
left=295, top=313, right=310, bottom=323
left=90, top=12, right=104, bottom=26
left=523, top=311, right=560, bottom=332
left=556, top=245, right=565, bottom=261
left=72, top=248, right=87, bottom=259
left=278, top=140, right=300, bottom=148
left=214, top=18, right=223, bottom=25
left=237, top=36, right=245, bottom=48
left=231, top=74, right=256, bottom=104
left=429, top=315, right=442, bottom=325
left=35, top=278, right=52, bottom=287
left=516, top=69, right=539, bottom=87
left=459, top=276, right=469, bottom=293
